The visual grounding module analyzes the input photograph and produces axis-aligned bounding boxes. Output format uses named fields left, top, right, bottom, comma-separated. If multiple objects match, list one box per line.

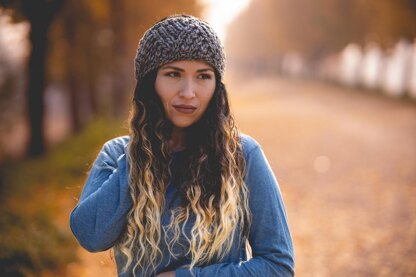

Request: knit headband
left=134, top=14, right=225, bottom=81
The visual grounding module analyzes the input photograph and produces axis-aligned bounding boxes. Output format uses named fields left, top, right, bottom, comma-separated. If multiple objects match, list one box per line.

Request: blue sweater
left=70, top=134, right=294, bottom=276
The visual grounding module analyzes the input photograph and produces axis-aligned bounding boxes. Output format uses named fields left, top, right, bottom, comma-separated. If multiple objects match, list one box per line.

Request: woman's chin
left=171, top=121, right=195, bottom=129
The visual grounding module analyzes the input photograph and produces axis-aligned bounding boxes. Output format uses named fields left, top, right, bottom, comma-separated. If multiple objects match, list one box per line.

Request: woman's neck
left=169, top=127, right=186, bottom=152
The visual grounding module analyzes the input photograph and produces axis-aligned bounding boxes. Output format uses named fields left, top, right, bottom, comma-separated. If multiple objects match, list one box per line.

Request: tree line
left=226, top=0, right=416, bottom=63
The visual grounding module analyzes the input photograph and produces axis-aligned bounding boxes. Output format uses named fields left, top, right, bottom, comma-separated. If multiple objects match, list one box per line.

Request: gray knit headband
left=134, top=14, right=225, bottom=81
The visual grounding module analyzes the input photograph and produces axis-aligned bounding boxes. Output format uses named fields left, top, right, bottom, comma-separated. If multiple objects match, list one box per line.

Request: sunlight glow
left=200, top=0, right=251, bottom=42
left=0, top=13, right=29, bottom=66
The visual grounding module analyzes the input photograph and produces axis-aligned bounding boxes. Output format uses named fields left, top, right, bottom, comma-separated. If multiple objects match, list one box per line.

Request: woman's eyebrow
left=196, top=68, right=214, bottom=73
left=160, top=65, right=184, bottom=71
left=160, top=65, right=214, bottom=73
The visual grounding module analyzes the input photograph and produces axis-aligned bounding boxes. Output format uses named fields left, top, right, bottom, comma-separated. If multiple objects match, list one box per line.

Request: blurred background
left=0, top=0, right=415, bottom=276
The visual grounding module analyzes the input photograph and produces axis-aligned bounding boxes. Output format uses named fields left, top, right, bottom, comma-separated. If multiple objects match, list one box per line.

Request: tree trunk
left=26, top=20, right=48, bottom=156
left=110, top=0, right=129, bottom=118
left=63, top=12, right=83, bottom=133
left=86, top=37, right=99, bottom=117
left=23, top=0, right=64, bottom=157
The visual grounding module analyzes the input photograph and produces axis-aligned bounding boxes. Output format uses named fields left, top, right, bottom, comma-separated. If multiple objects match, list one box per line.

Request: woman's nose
left=179, top=78, right=196, bottom=99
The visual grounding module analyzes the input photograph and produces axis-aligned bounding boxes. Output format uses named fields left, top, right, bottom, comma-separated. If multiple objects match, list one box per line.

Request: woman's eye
left=165, top=71, right=180, bottom=78
left=198, top=74, right=212, bottom=80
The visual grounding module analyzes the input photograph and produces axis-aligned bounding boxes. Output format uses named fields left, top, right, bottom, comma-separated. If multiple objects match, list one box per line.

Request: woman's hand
left=155, top=271, right=175, bottom=277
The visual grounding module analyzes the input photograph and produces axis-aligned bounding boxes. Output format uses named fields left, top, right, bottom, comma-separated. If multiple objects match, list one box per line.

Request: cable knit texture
left=134, top=14, right=226, bottom=80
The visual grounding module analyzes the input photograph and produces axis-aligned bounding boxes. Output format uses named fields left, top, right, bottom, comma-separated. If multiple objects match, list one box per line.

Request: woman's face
left=155, top=60, right=216, bottom=129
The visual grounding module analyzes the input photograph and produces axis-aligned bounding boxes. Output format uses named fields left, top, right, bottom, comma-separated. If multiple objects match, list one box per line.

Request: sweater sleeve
left=69, top=139, right=133, bottom=252
left=175, top=144, right=295, bottom=277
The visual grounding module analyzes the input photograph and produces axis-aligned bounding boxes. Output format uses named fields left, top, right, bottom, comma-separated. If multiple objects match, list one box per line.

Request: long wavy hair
left=116, top=68, right=251, bottom=276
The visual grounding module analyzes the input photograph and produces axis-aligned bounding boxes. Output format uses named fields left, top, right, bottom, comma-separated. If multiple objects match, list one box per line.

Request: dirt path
left=68, top=76, right=416, bottom=276
left=229, top=76, right=416, bottom=276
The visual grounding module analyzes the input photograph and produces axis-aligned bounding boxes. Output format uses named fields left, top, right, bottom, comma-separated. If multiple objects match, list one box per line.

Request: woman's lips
left=173, top=104, right=197, bottom=114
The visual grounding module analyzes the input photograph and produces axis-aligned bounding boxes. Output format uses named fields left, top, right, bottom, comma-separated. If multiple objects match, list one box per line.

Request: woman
left=70, top=14, right=294, bottom=277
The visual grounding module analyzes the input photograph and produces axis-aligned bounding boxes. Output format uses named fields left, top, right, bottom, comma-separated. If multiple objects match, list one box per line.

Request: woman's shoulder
left=104, top=135, right=130, bottom=146
left=101, top=135, right=130, bottom=156
left=239, top=133, right=261, bottom=157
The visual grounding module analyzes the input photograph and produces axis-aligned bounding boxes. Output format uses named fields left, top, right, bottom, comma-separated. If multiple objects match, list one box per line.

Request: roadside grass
left=0, top=118, right=127, bottom=276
